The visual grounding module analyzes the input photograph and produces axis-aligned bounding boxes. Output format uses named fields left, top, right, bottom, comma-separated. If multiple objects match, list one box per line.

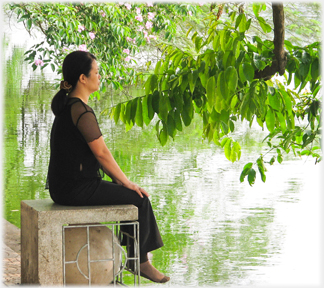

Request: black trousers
left=72, top=179, right=164, bottom=260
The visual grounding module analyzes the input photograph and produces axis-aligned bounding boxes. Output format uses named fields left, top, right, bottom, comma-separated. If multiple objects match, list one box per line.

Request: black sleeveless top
left=46, top=97, right=103, bottom=205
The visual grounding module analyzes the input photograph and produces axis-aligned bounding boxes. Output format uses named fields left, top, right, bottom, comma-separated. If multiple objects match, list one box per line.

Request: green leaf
left=257, top=16, right=272, bottom=33
left=154, top=60, right=162, bottom=75
left=144, top=75, right=152, bottom=96
left=131, top=98, right=137, bottom=123
left=224, top=138, right=232, bottom=160
left=265, top=108, right=275, bottom=132
left=229, top=120, right=235, bottom=132
left=280, top=90, right=293, bottom=116
left=212, top=33, right=220, bottom=51
left=159, top=125, right=168, bottom=146
left=152, top=91, right=160, bottom=113
left=268, top=92, right=281, bottom=111
left=150, top=74, right=158, bottom=92
left=276, top=111, right=286, bottom=133
left=159, top=95, right=169, bottom=122
left=218, top=71, right=228, bottom=100
left=225, top=66, right=238, bottom=93
left=219, top=30, right=226, bottom=51
left=142, top=95, right=150, bottom=126
left=230, top=141, right=241, bottom=162
left=240, top=162, right=253, bottom=182
left=206, top=76, right=217, bottom=108
left=188, top=69, right=199, bottom=94
left=167, top=113, right=176, bottom=138
left=256, top=157, right=266, bottom=182
left=155, top=120, right=161, bottom=137
left=252, top=3, right=261, bottom=17
left=235, top=13, right=243, bottom=30
left=181, top=93, right=193, bottom=126
left=242, top=63, right=254, bottom=82
left=174, top=92, right=184, bottom=112
left=26, top=18, right=32, bottom=30
left=114, top=103, right=121, bottom=124
left=119, top=104, right=126, bottom=124
left=299, top=62, right=310, bottom=78
left=135, top=98, right=143, bottom=127
left=220, top=137, right=230, bottom=148
left=195, top=36, right=203, bottom=52
left=236, top=13, right=247, bottom=33
left=125, top=101, right=132, bottom=124
left=199, top=71, right=208, bottom=89
left=245, top=18, right=252, bottom=31
left=174, top=109, right=183, bottom=131
left=277, top=149, right=283, bottom=164
left=142, top=94, right=154, bottom=125
left=248, top=168, right=256, bottom=186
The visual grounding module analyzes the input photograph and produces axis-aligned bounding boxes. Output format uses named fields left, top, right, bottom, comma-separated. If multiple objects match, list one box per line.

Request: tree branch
left=254, top=2, right=287, bottom=80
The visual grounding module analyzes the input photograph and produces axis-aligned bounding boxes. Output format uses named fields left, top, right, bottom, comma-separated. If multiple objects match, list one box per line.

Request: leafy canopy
left=6, top=2, right=321, bottom=185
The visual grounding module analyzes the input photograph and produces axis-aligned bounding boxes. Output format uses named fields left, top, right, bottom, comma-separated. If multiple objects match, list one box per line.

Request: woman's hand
left=124, top=181, right=150, bottom=198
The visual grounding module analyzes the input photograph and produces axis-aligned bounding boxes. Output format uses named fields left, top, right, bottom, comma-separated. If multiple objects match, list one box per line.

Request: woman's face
left=85, top=60, right=101, bottom=93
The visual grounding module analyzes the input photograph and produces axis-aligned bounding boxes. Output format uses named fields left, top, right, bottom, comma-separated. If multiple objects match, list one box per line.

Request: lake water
left=2, top=17, right=323, bottom=287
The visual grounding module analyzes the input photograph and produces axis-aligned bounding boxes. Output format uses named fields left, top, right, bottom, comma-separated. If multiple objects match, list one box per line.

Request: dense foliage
left=5, top=2, right=321, bottom=185
left=6, top=2, right=200, bottom=94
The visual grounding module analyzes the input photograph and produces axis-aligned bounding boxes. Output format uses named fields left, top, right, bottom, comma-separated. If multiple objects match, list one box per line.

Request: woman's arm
left=88, top=136, right=149, bottom=198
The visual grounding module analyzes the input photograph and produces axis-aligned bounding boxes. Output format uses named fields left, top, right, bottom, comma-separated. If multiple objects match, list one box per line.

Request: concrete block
left=21, top=199, right=138, bottom=285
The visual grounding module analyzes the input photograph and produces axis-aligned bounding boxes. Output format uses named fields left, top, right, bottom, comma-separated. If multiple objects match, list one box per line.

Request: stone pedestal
left=21, top=199, right=138, bottom=285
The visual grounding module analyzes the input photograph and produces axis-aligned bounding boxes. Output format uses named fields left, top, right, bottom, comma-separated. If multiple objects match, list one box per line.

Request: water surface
left=3, top=26, right=322, bottom=287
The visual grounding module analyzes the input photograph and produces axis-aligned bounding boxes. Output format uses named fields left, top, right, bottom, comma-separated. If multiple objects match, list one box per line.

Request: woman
left=46, top=51, right=169, bottom=283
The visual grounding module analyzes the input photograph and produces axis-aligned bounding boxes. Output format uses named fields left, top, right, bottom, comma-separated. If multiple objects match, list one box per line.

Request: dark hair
left=51, top=51, right=96, bottom=116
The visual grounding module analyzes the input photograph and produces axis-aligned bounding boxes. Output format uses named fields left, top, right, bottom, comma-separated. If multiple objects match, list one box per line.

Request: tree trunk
left=254, top=2, right=287, bottom=80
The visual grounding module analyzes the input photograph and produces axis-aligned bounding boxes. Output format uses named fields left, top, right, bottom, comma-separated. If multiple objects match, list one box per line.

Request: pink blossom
left=143, top=30, right=148, bottom=37
left=136, top=7, right=141, bottom=14
left=79, top=44, right=87, bottom=51
left=89, top=32, right=95, bottom=39
left=135, top=15, right=143, bottom=22
left=125, top=56, right=132, bottom=62
left=147, top=2, right=153, bottom=7
left=34, top=59, right=44, bottom=66
left=137, top=26, right=144, bottom=32
left=149, top=35, right=157, bottom=40
left=123, top=48, right=130, bottom=54
left=145, top=21, right=153, bottom=29
left=188, top=11, right=193, bottom=16
left=145, top=36, right=151, bottom=43
left=119, top=2, right=124, bottom=5
left=124, top=3, right=131, bottom=10
left=99, top=10, right=106, bottom=17
left=147, top=12, right=155, bottom=20
left=126, top=37, right=136, bottom=44
left=78, top=25, right=85, bottom=32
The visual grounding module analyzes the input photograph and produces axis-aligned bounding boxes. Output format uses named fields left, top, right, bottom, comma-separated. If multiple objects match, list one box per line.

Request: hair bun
left=60, top=81, right=72, bottom=92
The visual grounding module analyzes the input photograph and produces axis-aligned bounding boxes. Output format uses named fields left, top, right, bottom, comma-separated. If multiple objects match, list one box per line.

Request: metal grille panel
left=63, top=222, right=140, bottom=286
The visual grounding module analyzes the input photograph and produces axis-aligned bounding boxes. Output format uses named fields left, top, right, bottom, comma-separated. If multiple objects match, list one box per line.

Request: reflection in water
left=3, top=46, right=322, bottom=286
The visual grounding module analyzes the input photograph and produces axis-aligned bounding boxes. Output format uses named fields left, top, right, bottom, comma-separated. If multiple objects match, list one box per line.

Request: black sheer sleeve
left=70, top=100, right=102, bottom=143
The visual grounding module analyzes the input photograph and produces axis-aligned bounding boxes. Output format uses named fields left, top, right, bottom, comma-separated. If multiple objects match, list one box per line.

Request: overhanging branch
left=254, top=2, right=287, bottom=80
